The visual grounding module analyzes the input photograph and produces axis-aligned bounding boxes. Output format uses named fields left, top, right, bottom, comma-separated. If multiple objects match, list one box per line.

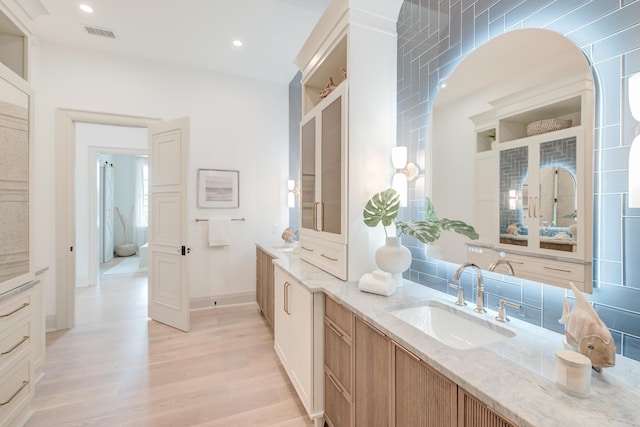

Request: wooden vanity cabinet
left=255, top=247, right=274, bottom=329
left=323, top=295, right=516, bottom=427
left=458, top=388, right=515, bottom=427
left=324, top=296, right=353, bottom=427
left=354, top=317, right=391, bottom=427
left=394, top=343, right=457, bottom=427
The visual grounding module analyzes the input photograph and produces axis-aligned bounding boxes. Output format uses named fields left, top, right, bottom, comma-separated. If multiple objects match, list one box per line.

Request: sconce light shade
left=287, top=179, right=298, bottom=208
left=630, top=73, right=640, bottom=121
left=392, top=172, right=407, bottom=207
left=630, top=135, right=640, bottom=208
left=391, top=146, right=407, bottom=169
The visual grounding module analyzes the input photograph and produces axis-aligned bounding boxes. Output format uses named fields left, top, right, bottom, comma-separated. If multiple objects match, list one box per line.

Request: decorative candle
left=555, top=349, right=592, bottom=398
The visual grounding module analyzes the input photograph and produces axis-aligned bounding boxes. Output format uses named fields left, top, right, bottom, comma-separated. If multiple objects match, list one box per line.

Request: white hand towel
left=358, top=271, right=396, bottom=296
left=208, top=217, right=230, bottom=246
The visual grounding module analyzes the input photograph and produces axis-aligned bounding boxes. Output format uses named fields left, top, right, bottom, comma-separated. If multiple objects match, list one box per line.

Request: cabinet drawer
left=0, top=290, right=33, bottom=335
left=325, top=371, right=351, bottom=427
left=0, top=320, right=31, bottom=374
left=299, top=235, right=347, bottom=280
left=505, top=254, right=587, bottom=289
left=0, top=355, right=32, bottom=427
left=325, top=319, right=351, bottom=396
left=325, top=296, right=352, bottom=338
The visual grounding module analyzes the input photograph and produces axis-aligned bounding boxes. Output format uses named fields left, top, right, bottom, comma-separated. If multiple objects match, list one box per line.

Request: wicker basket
left=526, top=118, right=572, bottom=136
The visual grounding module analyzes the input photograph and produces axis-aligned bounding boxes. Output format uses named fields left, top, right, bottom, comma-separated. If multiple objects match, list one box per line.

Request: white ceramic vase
left=375, top=237, right=412, bottom=287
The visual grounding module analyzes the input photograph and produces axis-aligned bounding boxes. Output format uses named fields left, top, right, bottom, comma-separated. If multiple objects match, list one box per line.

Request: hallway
left=26, top=272, right=312, bottom=426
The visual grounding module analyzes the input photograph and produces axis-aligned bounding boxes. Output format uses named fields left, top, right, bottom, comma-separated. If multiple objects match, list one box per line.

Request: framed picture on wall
left=197, top=169, right=239, bottom=208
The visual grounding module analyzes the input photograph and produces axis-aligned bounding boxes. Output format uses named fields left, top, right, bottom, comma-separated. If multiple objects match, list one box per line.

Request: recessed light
left=232, top=40, right=243, bottom=47
left=79, top=4, right=93, bottom=13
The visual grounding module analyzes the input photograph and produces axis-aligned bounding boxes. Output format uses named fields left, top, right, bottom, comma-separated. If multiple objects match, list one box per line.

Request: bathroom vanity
left=262, top=245, right=640, bottom=427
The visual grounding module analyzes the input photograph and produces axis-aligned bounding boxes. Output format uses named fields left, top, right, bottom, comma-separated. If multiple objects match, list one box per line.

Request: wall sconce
left=391, top=146, right=420, bottom=207
left=629, top=72, right=640, bottom=208
left=287, top=179, right=299, bottom=208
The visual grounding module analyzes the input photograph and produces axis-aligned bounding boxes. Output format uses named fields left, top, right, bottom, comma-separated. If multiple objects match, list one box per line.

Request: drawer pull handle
left=327, top=371, right=345, bottom=395
left=0, top=303, right=29, bottom=319
left=284, top=282, right=291, bottom=315
left=1, top=336, right=28, bottom=356
left=544, top=266, right=571, bottom=273
left=321, top=254, right=338, bottom=262
left=327, top=319, right=344, bottom=339
left=0, top=381, right=28, bottom=407
left=301, top=246, right=314, bottom=252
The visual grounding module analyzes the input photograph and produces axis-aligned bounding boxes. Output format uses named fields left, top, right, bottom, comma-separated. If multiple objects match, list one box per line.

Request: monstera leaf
left=439, top=219, right=479, bottom=240
left=395, top=220, right=442, bottom=243
left=363, top=188, right=400, bottom=232
left=363, top=189, right=479, bottom=244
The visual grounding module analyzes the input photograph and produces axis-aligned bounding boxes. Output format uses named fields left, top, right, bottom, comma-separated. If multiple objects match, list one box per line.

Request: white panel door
left=148, top=117, right=190, bottom=332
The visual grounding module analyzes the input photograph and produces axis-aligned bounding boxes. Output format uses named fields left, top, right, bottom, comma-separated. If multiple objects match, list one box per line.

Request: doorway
left=73, top=123, right=148, bottom=290
left=96, top=153, right=149, bottom=283
left=55, top=111, right=160, bottom=330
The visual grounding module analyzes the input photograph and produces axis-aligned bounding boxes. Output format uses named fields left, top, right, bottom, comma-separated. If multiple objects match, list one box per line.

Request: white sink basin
left=389, top=300, right=515, bottom=350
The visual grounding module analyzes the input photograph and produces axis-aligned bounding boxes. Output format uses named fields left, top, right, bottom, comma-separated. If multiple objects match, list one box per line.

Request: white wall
left=32, top=42, right=290, bottom=319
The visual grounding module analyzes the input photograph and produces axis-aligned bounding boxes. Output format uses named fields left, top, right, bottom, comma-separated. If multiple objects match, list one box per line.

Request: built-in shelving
left=302, top=36, right=347, bottom=115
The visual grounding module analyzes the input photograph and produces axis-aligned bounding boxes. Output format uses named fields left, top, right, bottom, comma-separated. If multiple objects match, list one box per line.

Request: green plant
left=363, top=188, right=479, bottom=244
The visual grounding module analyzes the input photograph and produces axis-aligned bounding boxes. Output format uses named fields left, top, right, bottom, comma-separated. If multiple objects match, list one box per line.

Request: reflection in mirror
left=539, top=167, right=576, bottom=228
left=0, top=76, right=29, bottom=284
left=430, top=29, right=591, bottom=265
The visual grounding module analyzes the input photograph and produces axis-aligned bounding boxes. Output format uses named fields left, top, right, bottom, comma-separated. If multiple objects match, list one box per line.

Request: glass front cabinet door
left=498, top=136, right=580, bottom=256
left=299, top=82, right=347, bottom=244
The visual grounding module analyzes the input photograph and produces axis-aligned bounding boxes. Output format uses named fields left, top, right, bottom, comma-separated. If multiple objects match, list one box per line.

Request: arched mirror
left=428, top=29, right=593, bottom=289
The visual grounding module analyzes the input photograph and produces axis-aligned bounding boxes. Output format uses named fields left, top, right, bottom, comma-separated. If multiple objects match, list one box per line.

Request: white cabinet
left=295, top=4, right=399, bottom=282
left=300, top=83, right=348, bottom=279
left=0, top=281, right=41, bottom=427
left=274, top=266, right=324, bottom=425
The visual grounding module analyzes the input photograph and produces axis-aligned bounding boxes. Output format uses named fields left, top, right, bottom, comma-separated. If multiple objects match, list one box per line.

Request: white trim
left=55, top=109, right=160, bottom=330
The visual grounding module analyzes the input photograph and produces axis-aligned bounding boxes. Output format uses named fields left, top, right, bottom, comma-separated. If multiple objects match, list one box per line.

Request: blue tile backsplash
left=289, top=0, right=640, bottom=362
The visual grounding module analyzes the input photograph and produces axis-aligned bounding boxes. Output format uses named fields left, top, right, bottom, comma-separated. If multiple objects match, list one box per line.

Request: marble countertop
left=257, top=243, right=640, bottom=427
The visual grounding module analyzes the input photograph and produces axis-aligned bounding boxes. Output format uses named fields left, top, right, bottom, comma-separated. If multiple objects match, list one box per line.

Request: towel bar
left=196, top=217, right=245, bottom=222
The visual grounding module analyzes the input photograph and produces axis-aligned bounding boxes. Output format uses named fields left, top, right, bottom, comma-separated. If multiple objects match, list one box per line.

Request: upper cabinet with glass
left=430, top=29, right=594, bottom=293
left=295, top=2, right=401, bottom=281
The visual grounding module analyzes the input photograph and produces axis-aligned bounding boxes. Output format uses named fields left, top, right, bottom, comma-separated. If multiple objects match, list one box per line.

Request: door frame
left=55, top=109, right=160, bottom=330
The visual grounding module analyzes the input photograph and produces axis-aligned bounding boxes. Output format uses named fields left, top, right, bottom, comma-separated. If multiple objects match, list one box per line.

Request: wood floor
left=26, top=268, right=313, bottom=426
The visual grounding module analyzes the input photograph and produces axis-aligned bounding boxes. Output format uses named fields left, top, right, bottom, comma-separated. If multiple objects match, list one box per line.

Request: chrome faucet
left=488, top=259, right=515, bottom=276
left=453, top=262, right=486, bottom=313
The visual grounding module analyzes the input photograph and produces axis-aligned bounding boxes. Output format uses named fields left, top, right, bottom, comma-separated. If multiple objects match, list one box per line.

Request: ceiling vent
left=84, top=25, right=117, bottom=39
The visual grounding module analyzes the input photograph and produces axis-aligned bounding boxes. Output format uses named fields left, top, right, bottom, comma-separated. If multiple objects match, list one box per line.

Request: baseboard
left=45, top=314, right=58, bottom=331
left=190, top=292, right=256, bottom=311
left=44, top=294, right=257, bottom=331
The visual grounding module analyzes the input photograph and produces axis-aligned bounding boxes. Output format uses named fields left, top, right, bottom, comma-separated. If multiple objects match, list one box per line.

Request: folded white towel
left=358, top=270, right=396, bottom=296
left=208, top=217, right=230, bottom=246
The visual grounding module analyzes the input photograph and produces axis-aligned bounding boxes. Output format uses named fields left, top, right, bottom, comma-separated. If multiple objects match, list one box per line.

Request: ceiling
left=27, top=0, right=330, bottom=84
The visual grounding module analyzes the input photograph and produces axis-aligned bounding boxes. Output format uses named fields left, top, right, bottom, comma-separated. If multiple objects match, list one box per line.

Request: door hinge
left=181, top=246, right=191, bottom=256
